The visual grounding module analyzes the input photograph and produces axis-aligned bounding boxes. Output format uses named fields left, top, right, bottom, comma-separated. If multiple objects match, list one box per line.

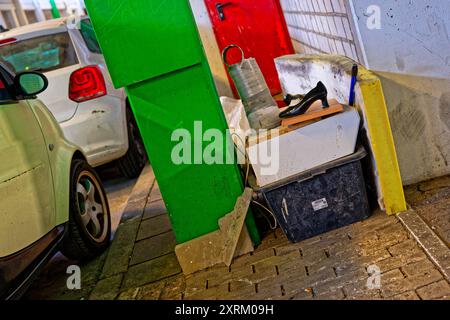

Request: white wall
left=349, top=0, right=450, bottom=185
left=350, top=0, right=450, bottom=79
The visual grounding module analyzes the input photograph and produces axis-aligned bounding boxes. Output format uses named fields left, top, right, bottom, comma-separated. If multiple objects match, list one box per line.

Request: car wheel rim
left=76, top=171, right=109, bottom=243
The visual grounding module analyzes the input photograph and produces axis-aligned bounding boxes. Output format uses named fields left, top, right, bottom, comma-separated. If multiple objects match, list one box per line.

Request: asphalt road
left=22, top=165, right=138, bottom=300
left=99, top=166, right=138, bottom=235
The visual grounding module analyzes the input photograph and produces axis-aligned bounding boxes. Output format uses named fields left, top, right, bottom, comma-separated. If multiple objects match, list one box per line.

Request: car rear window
left=0, top=32, right=79, bottom=73
left=80, top=19, right=102, bottom=54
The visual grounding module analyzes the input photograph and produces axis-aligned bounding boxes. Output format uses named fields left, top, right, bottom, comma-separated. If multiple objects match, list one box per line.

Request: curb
left=397, top=209, right=450, bottom=282
left=99, top=165, right=155, bottom=280
left=120, top=164, right=156, bottom=223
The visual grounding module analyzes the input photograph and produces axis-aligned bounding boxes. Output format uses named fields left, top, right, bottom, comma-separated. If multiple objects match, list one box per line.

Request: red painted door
left=204, top=0, right=294, bottom=96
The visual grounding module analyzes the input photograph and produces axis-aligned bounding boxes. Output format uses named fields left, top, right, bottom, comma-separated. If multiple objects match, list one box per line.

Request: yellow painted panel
left=359, top=70, right=406, bottom=215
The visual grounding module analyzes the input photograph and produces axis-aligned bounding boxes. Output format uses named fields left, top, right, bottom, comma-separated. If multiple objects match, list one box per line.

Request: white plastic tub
left=247, top=107, right=361, bottom=187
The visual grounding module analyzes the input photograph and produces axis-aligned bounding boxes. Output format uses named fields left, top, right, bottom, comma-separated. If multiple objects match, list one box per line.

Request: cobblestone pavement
left=87, top=168, right=450, bottom=301
left=405, top=175, right=450, bottom=246
left=25, top=166, right=450, bottom=300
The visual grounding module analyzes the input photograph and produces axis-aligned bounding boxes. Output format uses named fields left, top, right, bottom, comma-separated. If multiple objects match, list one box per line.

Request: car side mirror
left=14, top=72, right=48, bottom=98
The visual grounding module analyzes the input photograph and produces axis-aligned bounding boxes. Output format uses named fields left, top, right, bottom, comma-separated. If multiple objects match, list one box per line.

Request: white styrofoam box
left=247, top=107, right=361, bottom=187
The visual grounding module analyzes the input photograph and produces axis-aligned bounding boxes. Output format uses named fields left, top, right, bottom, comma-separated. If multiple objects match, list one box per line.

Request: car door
left=0, top=75, right=56, bottom=258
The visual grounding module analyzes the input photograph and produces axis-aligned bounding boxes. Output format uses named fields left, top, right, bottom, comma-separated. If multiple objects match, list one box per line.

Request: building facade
left=0, top=0, right=85, bottom=29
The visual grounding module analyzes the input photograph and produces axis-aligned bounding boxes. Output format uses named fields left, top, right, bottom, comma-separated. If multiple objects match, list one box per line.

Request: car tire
left=118, top=107, right=148, bottom=179
left=61, top=159, right=111, bottom=261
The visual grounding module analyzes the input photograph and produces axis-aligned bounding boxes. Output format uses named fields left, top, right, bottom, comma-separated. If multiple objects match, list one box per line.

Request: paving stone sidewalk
left=405, top=175, right=450, bottom=246
left=88, top=168, right=450, bottom=301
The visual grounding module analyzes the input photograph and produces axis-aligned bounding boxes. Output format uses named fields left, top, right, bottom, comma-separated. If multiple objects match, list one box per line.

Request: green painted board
left=84, top=0, right=203, bottom=89
left=85, top=0, right=260, bottom=244
left=125, top=64, right=259, bottom=243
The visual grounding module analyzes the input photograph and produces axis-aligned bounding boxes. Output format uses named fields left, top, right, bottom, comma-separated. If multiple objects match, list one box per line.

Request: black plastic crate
left=262, top=147, right=371, bottom=243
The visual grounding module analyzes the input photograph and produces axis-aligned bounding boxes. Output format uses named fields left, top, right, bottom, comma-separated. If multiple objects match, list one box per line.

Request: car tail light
left=69, top=65, right=107, bottom=103
left=0, top=38, right=17, bottom=46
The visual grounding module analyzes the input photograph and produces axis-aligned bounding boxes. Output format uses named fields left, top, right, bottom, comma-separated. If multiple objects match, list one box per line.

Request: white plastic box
left=247, top=107, right=361, bottom=187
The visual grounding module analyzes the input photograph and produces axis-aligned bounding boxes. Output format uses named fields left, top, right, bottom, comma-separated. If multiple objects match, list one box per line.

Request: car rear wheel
left=61, top=159, right=111, bottom=261
left=117, top=107, right=148, bottom=179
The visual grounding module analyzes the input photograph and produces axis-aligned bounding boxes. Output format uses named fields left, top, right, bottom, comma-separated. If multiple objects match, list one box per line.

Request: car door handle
left=216, top=2, right=232, bottom=21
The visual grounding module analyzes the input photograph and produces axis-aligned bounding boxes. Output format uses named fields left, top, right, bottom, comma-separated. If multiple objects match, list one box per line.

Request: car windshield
left=0, top=32, right=78, bottom=73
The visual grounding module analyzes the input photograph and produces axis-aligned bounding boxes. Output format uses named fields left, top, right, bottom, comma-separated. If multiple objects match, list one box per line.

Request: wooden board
left=175, top=188, right=254, bottom=275
left=219, top=188, right=254, bottom=266
left=281, top=99, right=343, bottom=127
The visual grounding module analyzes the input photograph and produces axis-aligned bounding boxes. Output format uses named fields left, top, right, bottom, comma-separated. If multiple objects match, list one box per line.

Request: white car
left=0, top=17, right=147, bottom=178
